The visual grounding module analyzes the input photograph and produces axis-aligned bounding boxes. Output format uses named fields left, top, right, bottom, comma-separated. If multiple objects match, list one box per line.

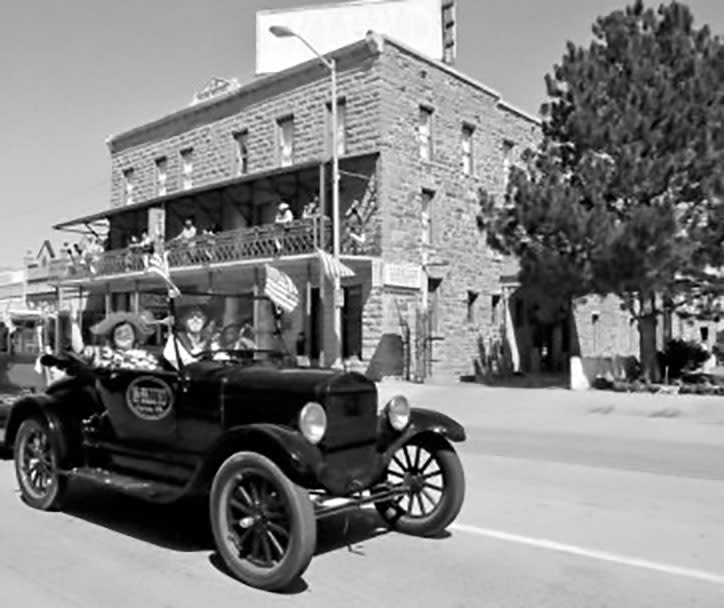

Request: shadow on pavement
left=60, top=481, right=400, bottom=592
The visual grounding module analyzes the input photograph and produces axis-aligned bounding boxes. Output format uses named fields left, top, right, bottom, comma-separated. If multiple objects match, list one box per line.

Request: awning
left=53, top=151, right=379, bottom=231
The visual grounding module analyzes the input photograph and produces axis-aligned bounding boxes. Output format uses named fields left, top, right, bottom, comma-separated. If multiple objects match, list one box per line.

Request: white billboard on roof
left=256, top=0, right=453, bottom=74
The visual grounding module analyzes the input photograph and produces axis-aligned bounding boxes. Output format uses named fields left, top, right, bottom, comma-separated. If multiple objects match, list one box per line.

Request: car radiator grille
left=322, top=390, right=378, bottom=450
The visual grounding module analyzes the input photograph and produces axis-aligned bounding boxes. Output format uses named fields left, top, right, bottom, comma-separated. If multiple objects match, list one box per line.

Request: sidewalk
left=376, top=380, right=724, bottom=443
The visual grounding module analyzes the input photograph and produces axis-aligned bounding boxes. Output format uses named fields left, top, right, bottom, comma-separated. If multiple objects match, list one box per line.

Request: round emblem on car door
left=125, top=376, right=175, bottom=421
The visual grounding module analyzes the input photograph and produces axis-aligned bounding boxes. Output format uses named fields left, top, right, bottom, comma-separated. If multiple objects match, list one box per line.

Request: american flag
left=264, top=264, right=299, bottom=313
left=145, top=251, right=181, bottom=298
left=317, top=248, right=355, bottom=280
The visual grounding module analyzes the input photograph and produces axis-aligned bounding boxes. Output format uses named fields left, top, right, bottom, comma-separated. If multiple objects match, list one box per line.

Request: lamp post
left=270, top=25, right=342, bottom=367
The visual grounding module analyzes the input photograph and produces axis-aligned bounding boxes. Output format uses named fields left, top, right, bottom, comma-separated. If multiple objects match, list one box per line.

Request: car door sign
left=125, top=376, right=175, bottom=421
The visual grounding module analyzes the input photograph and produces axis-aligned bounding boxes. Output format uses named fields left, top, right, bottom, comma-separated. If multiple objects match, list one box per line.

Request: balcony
left=50, top=218, right=332, bottom=284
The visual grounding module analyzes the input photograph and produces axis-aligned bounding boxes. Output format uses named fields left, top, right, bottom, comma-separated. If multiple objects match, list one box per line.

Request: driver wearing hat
left=163, top=303, right=217, bottom=370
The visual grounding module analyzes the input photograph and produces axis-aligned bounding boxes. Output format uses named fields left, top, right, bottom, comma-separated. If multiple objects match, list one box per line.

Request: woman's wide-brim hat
left=90, top=312, right=154, bottom=338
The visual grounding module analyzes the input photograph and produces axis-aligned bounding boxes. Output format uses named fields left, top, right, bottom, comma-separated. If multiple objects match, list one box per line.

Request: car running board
left=65, top=466, right=186, bottom=503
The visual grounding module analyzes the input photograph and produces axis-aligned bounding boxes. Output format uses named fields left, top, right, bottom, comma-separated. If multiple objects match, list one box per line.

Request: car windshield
left=169, top=292, right=286, bottom=357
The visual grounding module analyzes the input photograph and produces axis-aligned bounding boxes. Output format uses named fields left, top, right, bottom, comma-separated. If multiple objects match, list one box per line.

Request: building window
left=342, top=284, right=363, bottom=359
left=122, top=168, right=135, bottom=205
left=155, top=157, right=167, bottom=196
left=418, top=106, right=433, bottom=161
left=467, top=291, right=479, bottom=323
left=502, top=140, right=514, bottom=191
left=233, top=130, right=249, bottom=176
left=277, top=116, right=294, bottom=167
left=326, top=98, right=347, bottom=157
left=180, top=147, right=194, bottom=190
left=491, top=293, right=501, bottom=326
left=428, top=278, right=442, bottom=335
left=461, top=124, right=474, bottom=175
left=421, top=188, right=435, bottom=247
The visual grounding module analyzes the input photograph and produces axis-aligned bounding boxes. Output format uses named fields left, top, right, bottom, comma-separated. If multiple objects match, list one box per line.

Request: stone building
left=54, top=31, right=654, bottom=382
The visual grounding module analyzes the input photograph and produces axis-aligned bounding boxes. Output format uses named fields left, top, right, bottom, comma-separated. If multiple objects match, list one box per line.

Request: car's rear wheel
left=375, top=435, right=465, bottom=537
left=209, top=452, right=316, bottom=591
left=14, top=417, right=68, bottom=511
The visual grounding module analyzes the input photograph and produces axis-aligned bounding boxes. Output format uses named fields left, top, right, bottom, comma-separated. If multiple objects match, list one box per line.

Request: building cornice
left=107, top=37, right=380, bottom=154
left=107, top=30, right=540, bottom=153
left=374, top=33, right=541, bottom=126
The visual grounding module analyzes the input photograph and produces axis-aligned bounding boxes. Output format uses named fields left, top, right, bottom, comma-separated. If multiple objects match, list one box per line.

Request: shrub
left=661, top=339, right=709, bottom=380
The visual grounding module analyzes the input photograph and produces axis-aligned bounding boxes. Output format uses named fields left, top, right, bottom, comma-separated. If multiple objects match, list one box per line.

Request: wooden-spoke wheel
left=376, top=436, right=465, bottom=537
left=210, top=452, right=316, bottom=591
left=14, top=417, right=67, bottom=511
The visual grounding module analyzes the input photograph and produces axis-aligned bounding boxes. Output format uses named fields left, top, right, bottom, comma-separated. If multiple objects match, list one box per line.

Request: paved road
left=1, top=386, right=724, bottom=606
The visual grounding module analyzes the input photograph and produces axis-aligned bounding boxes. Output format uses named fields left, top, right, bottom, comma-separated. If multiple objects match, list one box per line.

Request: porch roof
left=54, top=253, right=378, bottom=292
left=53, top=151, right=379, bottom=232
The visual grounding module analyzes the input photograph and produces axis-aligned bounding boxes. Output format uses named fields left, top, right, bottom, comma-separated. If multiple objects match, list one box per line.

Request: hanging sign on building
left=383, top=262, right=423, bottom=290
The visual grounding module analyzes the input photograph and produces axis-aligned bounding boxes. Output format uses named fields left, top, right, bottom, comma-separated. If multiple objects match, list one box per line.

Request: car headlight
left=386, top=395, right=410, bottom=431
left=299, top=401, right=327, bottom=444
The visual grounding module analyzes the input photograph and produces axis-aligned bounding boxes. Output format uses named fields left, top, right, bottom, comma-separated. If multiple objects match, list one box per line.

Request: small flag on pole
left=264, top=264, right=299, bottom=313
left=316, top=248, right=355, bottom=280
left=145, top=251, right=181, bottom=298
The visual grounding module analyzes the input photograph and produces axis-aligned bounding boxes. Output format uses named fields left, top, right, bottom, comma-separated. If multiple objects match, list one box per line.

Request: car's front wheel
left=14, top=417, right=68, bottom=511
left=209, top=452, right=316, bottom=591
left=375, top=435, right=465, bottom=537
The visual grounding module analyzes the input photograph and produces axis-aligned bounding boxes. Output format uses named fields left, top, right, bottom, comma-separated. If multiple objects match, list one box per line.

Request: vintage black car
left=1, top=291, right=466, bottom=591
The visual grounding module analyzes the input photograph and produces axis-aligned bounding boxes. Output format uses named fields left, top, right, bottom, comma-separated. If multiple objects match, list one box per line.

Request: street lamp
left=270, top=25, right=343, bottom=368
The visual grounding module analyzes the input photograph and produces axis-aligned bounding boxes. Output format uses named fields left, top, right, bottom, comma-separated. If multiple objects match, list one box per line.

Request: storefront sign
left=383, top=263, right=423, bottom=290
left=126, top=376, right=174, bottom=421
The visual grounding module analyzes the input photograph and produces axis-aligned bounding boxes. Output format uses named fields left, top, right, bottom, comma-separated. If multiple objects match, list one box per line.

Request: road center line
left=451, top=523, right=724, bottom=586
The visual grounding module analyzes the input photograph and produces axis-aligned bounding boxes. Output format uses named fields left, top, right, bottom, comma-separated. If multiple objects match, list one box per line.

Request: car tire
left=375, top=435, right=465, bottom=537
left=209, top=452, right=316, bottom=591
left=14, top=417, right=68, bottom=511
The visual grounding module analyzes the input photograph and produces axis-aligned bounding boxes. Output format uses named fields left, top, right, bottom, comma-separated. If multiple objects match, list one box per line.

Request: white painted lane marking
left=451, top=523, right=724, bottom=586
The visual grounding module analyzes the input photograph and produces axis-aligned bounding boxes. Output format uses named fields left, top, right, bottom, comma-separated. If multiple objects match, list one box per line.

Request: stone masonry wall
left=376, top=41, right=540, bottom=379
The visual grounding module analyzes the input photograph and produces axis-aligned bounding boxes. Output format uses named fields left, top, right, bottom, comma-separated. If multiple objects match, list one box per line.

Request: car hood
left=194, top=361, right=377, bottom=401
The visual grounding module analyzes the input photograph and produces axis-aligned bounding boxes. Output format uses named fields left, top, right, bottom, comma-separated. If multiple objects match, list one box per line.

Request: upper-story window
left=180, top=147, right=194, bottom=190
left=421, top=188, right=435, bottom=246
left=502, top=140, right=515, bottom=191
left=233, top=130, right=249, bottom=176
left=418, top=106, right=434, bottom=161
left=122, top=168, right=135, bottom=205
left=466, top=290, right=479, bottom=324
left=277, top=116, right=294, bottom=168
left=461, top=124, right=475, bottom=176
left=326, top=98, right=347, bottom=157
left=155, top=156, right=168, bottom=196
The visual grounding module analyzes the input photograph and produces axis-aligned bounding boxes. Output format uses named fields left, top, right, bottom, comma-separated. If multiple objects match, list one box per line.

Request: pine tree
left=479, top=1, right=724, bottom=381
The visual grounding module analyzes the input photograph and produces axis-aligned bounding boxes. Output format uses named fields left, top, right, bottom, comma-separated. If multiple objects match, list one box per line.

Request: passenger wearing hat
left=71, top=311, right=162, bottom=371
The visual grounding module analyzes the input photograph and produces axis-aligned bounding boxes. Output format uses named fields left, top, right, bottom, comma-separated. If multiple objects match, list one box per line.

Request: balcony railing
left=50, top=218, right=332, bottom=283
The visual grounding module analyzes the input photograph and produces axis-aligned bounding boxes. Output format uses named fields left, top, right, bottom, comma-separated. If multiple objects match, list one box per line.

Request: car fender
left=379, top=407, right=466, bottom=460
left=3, top=395, right=72, bottom=465
left=190, top=424, right=323, bottom=493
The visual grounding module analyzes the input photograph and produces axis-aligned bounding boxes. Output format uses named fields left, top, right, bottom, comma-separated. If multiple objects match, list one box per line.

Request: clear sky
left=1, top=0, right=722, bottom=267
